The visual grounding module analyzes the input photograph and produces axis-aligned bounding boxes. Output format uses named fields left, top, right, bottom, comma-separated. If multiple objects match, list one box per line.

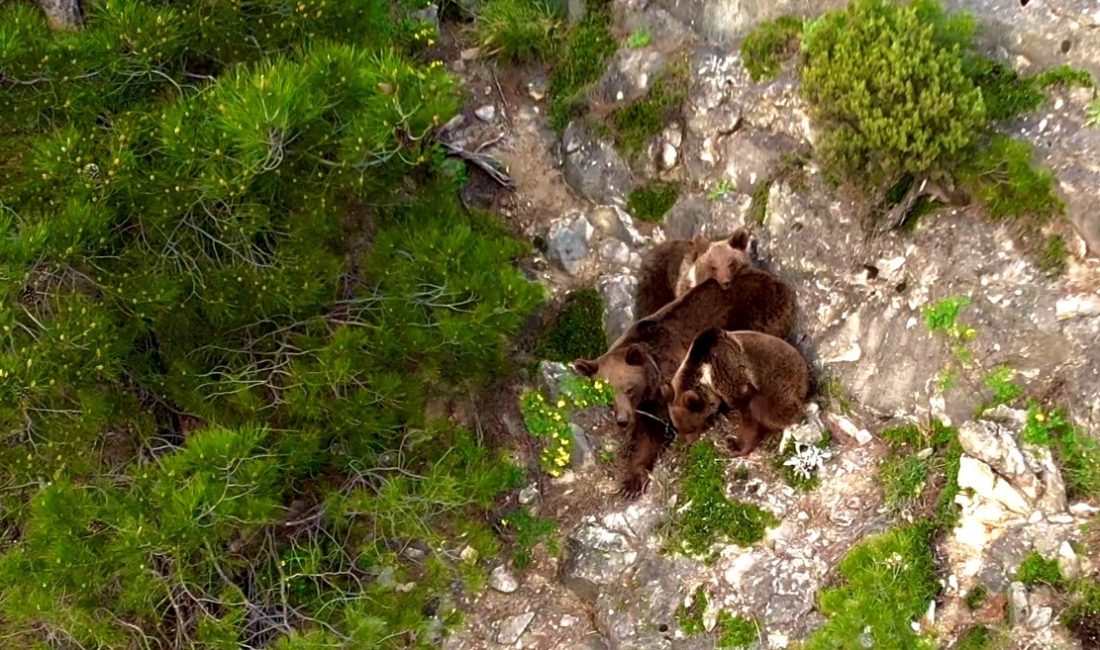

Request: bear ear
left=728, top=228, right=751, bottom=250
left=659, top=382, right=674, bottom=402
left=624, top=344, right=648, bottom=367
left=684, top=390, right=706, bottom=413
left=634, top=319, right=659, bottom=336
left=573, top=358, right=599, bottom=377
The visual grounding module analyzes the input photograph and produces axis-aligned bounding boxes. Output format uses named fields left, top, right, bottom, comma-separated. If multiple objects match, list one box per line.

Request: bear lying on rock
left=633, top=230, right=754, bottom=319
left=574, top=263, right=795, bottom=494
left=664, top=328, right=809, bottom=456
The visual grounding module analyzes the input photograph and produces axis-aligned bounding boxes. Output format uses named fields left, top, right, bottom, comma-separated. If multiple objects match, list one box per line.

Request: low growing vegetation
left=547, top=1, right=617, bottom=130
left=676, top=586, right=759, bottom=648
left=475, top=0, right=562, bottom=62
left=627, top=180, right=680, bottom=222
left=1021, top=404, right=1100, bottom=498
left=805, top=522, right=938, bottom=649
left=740, top=15, right=804, bottom=82
left=1015, top=551, right=1063, bottom=588
left=611, top=73, right=686, bottom=156
left=535, top=287, right=608, bottom=362
left=877, top=421, right=961, bottom=526
left=520, top=375, right=613, bottom=476
left=668, top=442, right=778, bottom=558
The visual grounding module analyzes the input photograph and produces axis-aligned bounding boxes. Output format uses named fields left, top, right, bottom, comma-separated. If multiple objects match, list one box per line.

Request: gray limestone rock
left=562, top=123, right=634, bottom=205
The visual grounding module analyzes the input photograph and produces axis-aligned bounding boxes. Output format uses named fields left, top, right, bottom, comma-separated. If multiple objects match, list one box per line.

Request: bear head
left=687, top=229, right=752, bottom=289
left=573, top=323, right=664, bottom=429
left=663, top=328, right=756, bottom=441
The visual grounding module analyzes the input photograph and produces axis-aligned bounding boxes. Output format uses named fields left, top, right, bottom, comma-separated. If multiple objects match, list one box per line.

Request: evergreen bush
left=0, top=0, right=541, bottom=645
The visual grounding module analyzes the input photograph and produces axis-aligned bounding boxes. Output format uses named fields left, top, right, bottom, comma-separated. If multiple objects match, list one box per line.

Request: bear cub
left=633, top=229, right=754, bottom=319
left=665, top=328, right=809, bottom=456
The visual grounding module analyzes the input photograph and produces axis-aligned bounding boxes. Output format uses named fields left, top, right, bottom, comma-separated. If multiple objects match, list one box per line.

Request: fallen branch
left=440, top=141, right=516, bottom=191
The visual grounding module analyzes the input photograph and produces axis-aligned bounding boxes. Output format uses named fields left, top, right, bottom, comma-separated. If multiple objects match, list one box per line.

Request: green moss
left=1015, top=551, right=1063, bottom=587
left=801, top=0, right=985, bottom=188
left=957, top=135, right=1063, bottom=224
left=1037, top=234, right=1069, bottom=276
left=716, top=612, right=758, bottom=649
left=669, top=442, right=778, bottom=557
left=963, top=585, right=988, bottom=610
left=881, top=455, right=930, bottom=514
left=741, top=15, right=804, bottom=82
left=749, top=180, right=771, bottom=225
left=627, top=27, right=651, bottom=49
left=804, top=523, right=939, bottom=650
left=475, top=0, right=561, bottom=62
left=612, top=73, right=686, bottom=156
left=535, top=288, right=607, bottom=362
left=627, top=181, right=680, bottom=222
left=548, top=9, right=617, bottom=131
left=1033, top=64, right=1095, bottom=89
left=1022, top=404, right=1100, bottom=498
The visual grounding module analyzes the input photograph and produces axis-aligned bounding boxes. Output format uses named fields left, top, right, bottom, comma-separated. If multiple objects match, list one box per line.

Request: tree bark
left=36, top=0, right=83, bottom=30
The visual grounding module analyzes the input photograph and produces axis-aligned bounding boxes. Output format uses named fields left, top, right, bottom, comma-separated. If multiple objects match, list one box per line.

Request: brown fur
left=634, top=238, right=708, bottom=319
left=666, top=328, right=809, bottom=456
left=674, top=229, right=753, bottom=297
left=619, top=402, right=673, bottom=498
left=574, top=271, right=795, bottom=494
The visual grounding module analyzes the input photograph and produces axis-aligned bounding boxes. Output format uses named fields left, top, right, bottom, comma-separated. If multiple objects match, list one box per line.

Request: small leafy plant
left=1021, top=404, right=1100, bottom=498
left=708, top=178, right=736, bottom=202
left=978, top=365, right=1024, bottom=413
left=520, top=375, right=613, bottom=477
left=627, top=26, right=651, bottom=49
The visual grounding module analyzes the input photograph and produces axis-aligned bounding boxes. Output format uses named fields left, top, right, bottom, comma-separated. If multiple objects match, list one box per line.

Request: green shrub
left=741, top=15, right=804, bottom=81
left=668, top=442, right=778, bottom=557
left=548, top=8, right=617, bottom=130
left=1015, top=551, right=1063, bottom=587
left=612, top=74, right=685, bottom=155
left=536, top=288, right=608, bottom=362
left=805, top=523, right=938, bottom=649
left=801, top=0, right=986, bottom=188
left=627, top=180, right=680, bottom=222
left=0, top=0, right=542, bottom=645
left=475, top=0, right=561, bottom=62
left=1022, top=404, right=1100, bottom=498
left=957, top=135, right=1063, bottom=223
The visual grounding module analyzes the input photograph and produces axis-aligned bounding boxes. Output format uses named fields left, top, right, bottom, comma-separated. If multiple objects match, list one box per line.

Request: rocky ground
left=433, top=1, right=1100, bottom=648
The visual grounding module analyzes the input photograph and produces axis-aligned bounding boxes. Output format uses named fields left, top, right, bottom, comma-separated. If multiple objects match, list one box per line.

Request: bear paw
left=618, top=472, right=650, bottom=499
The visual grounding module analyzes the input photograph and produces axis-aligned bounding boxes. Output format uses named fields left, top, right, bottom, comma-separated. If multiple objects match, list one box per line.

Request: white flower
left=782, top=442, right=833, bottom=480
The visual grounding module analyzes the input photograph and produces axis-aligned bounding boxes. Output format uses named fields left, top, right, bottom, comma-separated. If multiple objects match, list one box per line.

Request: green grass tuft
left=627, top=27, right=651, bottom=49
left=932, top=421, right=964, bottom=532
left=627, top=180, right=680, bottom=222
left=740, top=16, right=804, bottom=82
left=958, top=135, right=1063, bottom=223
left=548, top=9, right=617, bottom=131
left=535, top=288, right=607, bottom=363
left=611, top=75, right=686, bottom=156
left=475, top=0, right=561, bottom=62
left=1033, top=64, right=1095, bottom=89
left=881, top=424, right=924, bottom=449
left=1021, top=403, right=1100, bottom=498
left=716, top=612, right=759, bottom=649
left=669, top=442, right=778, bottom=557
left=880, top=455, right=930, bottom=514
left=1037, top=234, right=1069, bottom=276
left=804, top=522, right=939, bottom=650
left=963, top=585, right=988, bottom=610
left=1015, top=551, right=1063, bottom=588
left=501, top=508, right=559, bottom=569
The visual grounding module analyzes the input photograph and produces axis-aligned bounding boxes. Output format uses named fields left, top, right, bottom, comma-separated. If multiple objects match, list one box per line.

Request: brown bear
left=634, top=229, right=754, bottom=320
left=674, top=229, right=753, bottom=298
left=574, top=271, right=795, bottom=494
left=664, top=328, right=809, bottom=456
